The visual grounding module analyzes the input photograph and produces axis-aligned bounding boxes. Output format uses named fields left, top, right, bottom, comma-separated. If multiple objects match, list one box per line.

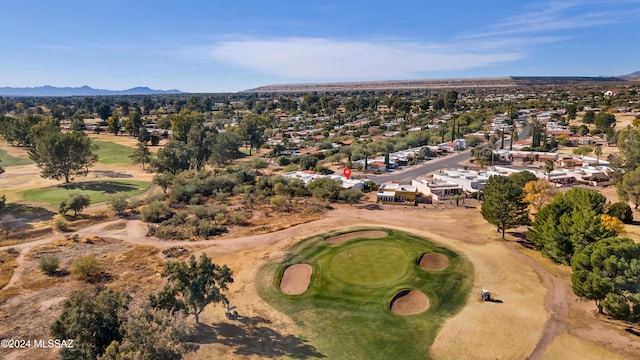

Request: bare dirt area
left=279, top=264, right=312, bottom=295
left=418, top=252, right=449, bottom=271
left=0, top=201, right=637, bottom=359
left=326, top=229, right=387, bottom=244
left=390, top=289, right=429, bottom=315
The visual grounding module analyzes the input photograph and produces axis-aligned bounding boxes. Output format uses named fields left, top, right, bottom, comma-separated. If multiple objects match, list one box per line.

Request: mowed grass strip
left=22, top=180, right=150, bottom=207
left=257, top=228, right=473, bottom=360
left=91, top=139, right=135, bottom=164
left=0, top=147, right=33, bottom=166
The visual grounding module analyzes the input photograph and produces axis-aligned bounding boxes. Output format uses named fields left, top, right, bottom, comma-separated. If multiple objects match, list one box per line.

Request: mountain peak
left=0, top=85, right=184, bottom=97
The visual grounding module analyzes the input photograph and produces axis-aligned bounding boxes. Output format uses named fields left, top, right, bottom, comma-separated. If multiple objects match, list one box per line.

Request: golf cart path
left=505, top=241, right=569, bottom=360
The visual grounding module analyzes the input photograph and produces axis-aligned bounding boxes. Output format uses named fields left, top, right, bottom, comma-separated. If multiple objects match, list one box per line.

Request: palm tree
left=594, top=144, right=603, bottom=165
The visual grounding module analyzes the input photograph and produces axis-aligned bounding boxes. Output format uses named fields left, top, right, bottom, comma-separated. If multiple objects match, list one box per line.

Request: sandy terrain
left=390, top=290, right=429, bottom=315
left=279, top=264, right=312, bottom=295
left=326, top=230, right=388, bottom=244
left=419, top=253, right=449, bottom=271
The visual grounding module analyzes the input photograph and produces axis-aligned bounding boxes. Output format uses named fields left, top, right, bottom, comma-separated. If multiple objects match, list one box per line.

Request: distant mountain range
left=621, top=71, right=640, bottom=80
left=244, top=72, right=640, bottom=93
left=0, top=85, right=184, bottom=97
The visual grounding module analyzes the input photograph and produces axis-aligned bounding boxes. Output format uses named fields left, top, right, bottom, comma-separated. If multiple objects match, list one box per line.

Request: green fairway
left=22, top=180, right=150, bottom=207
left=257, top=229, right=473, bottom=360
left=91, top=139, right=134, bottom=164
left=0, top=147, right=33, bottom=166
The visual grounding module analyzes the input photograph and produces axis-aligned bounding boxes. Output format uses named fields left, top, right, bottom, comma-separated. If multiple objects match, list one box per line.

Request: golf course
left=257, top=228, right=473, bottom=359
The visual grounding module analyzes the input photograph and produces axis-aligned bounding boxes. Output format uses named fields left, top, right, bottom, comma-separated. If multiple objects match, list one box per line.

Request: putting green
left=329, top=243, right=408, bottom=286
left=257, top=228, right=473, bottom=359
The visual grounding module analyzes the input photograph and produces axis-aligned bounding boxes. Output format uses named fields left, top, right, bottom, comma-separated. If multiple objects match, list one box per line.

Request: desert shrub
left=39, top=254, right=60, bottom=275
left=6, top=247, right=18, bottom=255
left=228, top=211, right=249, bottom=225
left=106, top=194, right=129, bottom=215
left=270, top=195, right=291, bottom=211
left=283, top=164, right=298, bottom=172
left=314, top=165, right=334, bottom=175
left=214, top=192, right=229, bottom=203
left=54, top=215, right=70, bottom=232
left=249, top=158, right=268, bottom=169
left=195, top=221, right=227, bottom=238
left=234, top=169, right=256, bottom=184
left=140, top=201, right=174, bottom=223
left=162, top=246, right=187, bottom=258
left=59, top=193, right=91, bottom=216
left=607, top=202, right=634, bottom=224
left=277, top=156, right=291, bottom=166
left=144, top=192, right=166, bottom=204
left=70, top=255, right=102, bottom=282
left=162, top=211, right=188, bottom=226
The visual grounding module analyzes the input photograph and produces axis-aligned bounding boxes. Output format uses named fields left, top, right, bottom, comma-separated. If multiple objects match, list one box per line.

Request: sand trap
left=327, top=230, right=387, bottom=244
left=279, top=264, right=313, bottom=295
left=390, top=290, right=430, bottom=315
left=419, top=253, right=449, bottom=271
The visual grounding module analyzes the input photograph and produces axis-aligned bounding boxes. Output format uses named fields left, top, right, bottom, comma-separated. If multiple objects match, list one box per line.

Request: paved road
left=368, top=151, right=471, bottom=183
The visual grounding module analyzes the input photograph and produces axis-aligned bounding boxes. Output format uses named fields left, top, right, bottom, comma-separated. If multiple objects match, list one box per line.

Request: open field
left=21, top=180, right=150, bottom=208
left=91, top=139, right=136, bottom=164
left=0, top=148, right=33, bottom=167
left=256, top=228, right=472, bottom=359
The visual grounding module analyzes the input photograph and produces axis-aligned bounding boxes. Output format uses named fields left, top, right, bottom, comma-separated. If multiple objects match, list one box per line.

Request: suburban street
left=368, top=151, right=471, bottom=183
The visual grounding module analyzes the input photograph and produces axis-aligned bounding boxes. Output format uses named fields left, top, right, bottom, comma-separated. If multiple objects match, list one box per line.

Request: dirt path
left=504, top=241, right=570, bottom=360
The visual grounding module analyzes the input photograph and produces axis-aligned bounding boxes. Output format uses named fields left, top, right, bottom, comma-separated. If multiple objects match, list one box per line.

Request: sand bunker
left=390, top=290, right=430, bottom=315
left=327, top=230, right=387, bottom=244
left=280, top=264, right=313, bottom=295
left=419, top=253, right=449, bottom=271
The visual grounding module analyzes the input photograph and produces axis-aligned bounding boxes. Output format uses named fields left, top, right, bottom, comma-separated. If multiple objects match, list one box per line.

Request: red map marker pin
left=343, top=167, right=352, bottom=179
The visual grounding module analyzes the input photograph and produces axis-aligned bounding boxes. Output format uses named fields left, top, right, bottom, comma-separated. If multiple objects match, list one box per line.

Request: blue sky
left=1, top=0, right=639, bottom=92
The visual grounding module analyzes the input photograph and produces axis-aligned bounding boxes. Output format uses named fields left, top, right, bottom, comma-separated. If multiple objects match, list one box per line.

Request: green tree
left=59, top=193, right=91, bottom=215
left=593, top=144, right=603, bottom=165
left=480, top=175, right=529, bottom=239
left=544, top=159, right=555, bottom=175
left=152, top=141, right=192, bottom=174
left=606, top=201, right=633, bottom=224
left=571, top=237, right=640, bottom=315
left=238, top=115, right=265, bottom=155
left=170, top=110, right=204, bottom=142
left=161, top=253, right=233, bottom=323
left=509, top=171, right=537, bottom=189
left=100, top=305, right=189, bottom=360
left=566, top=104, right=577, bottom=120
left=96, top=103, right=112, bottom=121
left=152, top=173, right=174, bottom=194
left=308, top=177, right=342, bottom=202
left=616, top=126, right=640, bottom=170
left=582, top=110, right=595, bottom=124
left=209, top=131, right=242, bottom=167
left=106, top=194, right=129, bottom=216
left=594, top=112, right=616, bottom=132
left=617, top=167, right=640, bottom=209
left=130, top=141, right=151, bottom=170
left=124, top=111, right=143, bottom=136
left=471, top=144, right=493, bottom=167
left=51, top=287, right=129, bottom=360
left=29, top=131, right=98, bottom=183
left=107, top=115, right=120, bottom=136
left=340, top=188, right=363, bottom=205
left=186, top=123, right=216, bottom=170
left=527, top=188, right=610, bottom=264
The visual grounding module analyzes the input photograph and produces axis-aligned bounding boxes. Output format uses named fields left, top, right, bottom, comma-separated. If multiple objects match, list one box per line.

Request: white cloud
left=206, top=38, right=522, bottom=80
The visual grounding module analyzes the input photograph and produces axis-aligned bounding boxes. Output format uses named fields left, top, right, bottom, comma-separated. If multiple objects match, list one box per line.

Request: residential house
left=411, top=178, right=463, bottom=201
left=376, top=182, right=417, bottom=205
